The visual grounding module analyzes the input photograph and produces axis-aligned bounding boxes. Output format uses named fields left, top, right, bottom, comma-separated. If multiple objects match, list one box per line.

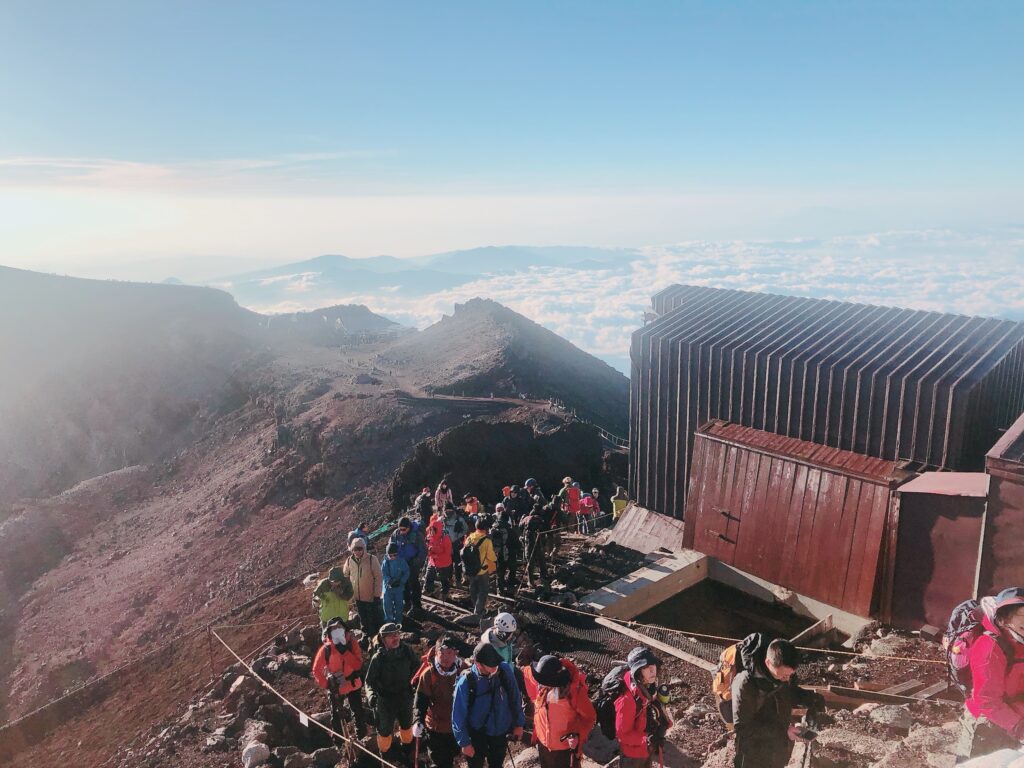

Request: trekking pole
left=506, top=741, right=517, bottom=768
left=413, top=735, right=420, bottom=768
left=658, top=745, right=665, bottom=768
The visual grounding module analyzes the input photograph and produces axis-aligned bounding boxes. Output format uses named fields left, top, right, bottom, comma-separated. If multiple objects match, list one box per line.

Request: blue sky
left=0, top=1, right=1022, bottom=278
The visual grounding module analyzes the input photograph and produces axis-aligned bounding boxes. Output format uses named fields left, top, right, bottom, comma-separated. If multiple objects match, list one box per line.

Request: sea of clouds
left=244, top=230, right=1024, bottom=374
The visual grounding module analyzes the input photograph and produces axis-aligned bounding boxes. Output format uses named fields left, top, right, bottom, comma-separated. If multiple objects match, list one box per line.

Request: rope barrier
left=212, top=614, right=317, bottom=631
left=209, top=628, right=406, bottom=768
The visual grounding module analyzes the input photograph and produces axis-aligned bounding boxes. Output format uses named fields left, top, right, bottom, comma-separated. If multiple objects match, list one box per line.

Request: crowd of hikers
left=309, top=478, right=1024, bottom=767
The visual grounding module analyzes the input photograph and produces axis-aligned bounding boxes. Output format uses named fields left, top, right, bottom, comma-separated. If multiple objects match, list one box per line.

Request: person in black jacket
left=366, top=623, right=420, bottom=762
left=731, top=638, right=822, bottom=768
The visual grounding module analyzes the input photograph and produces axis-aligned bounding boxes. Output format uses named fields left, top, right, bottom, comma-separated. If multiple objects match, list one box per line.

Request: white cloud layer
left=243, top=230, right=1024, bottom=373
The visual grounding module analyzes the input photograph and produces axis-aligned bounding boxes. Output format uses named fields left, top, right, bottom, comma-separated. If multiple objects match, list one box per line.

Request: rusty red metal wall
left=981, top=411, right=1024, bottom=594
left=888, top=493, right=986, bottom=629
left=683, top=421, right=908, bottom=616
left=630, top=285, right=1024, bottom=518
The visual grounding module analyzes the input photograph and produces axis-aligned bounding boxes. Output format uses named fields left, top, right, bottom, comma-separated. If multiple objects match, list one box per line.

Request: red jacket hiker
left=615, top=670, right=651, bottom=760
left=566, top=486, right=582, bottom=514
left=425, top=518, right=453, bottom=568
left=312, top=638, right=363, bottom=696
left=966, top=612, right=1024, bottom=737
left=523, top=657, right=597, bottom=752
left=579, top=495, right=598, bottom=517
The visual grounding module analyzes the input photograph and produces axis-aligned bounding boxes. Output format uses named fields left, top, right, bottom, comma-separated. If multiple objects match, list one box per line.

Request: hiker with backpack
left=312, top=618, right=367, bottom=739
left=611, top=486, right=629, bottom=521
left=521, top=505, right=550, bottom=588
left=503, top=485, right=531, bottom=525
left=382, top=542, right=410, bottom=624
left=524, top=477, right=547, bottom=507
left=343, top=537, right=384, bottom=637
left=522, top=654, right=596, bottom=768
left=413, top=635, right=468, bottom=768
left=414, top=488, right=434, bottom=528
left=595, top=648, right=666, bottom=768
left=435, top=480, right=454, bottom=514
left=578, top=492, right=597, bottom=535
left=347, top=521, right=372, bottom=551
left=366, top=622, right=420, bottom=763
left=481, top=612, right=519, bottom=666
left=952, top=587, right=1024, bottom=761
left=451, top=641, right=526, bottom=768
left=463, top=517, right=498, bottom=628
left=424, top=514, right=454, bottom=599
left=731, top=638, right=822, bottom=768
left=492, top=505, right=520, bottom=595
left=312, top=566, right=354, bottom=627
left=389, top=516, right=426, bottom=616
left=440, top=503, right=470, bottom=584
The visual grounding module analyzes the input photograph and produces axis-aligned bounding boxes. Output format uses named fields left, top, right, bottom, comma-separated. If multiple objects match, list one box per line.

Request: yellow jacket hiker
left=465, top=519, right=497, bottom=627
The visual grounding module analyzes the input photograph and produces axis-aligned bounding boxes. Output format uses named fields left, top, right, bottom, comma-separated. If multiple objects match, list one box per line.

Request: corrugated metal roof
left=630, top=285, right=1024, bottom=518
left=897, top=472, right=991, bottom=497
left=699, top=420, right=908, bottom=485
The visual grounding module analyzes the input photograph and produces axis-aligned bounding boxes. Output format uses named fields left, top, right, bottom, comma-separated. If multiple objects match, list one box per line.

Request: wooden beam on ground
left=594, top=617, right=717, bottom=673
left=790, top=615, right=833, bottom=646
left=826, top=684, right=924, bottom=705
left=878, top=679, right=924, bottom=696
left=912, top=681, right=949, bottom=700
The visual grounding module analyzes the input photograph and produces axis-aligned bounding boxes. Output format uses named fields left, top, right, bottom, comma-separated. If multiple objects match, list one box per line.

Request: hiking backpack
left=594, top=663, right=632, bottom=740
left=945, top=599, right=1018, bottom=698
left=460, top=536, right=488, bottom=576
left=711, top=633, right=764, bottom=725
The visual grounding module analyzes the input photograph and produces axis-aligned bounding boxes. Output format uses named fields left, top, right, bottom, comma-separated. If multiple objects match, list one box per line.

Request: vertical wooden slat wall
left=630, top=285, right=1024, bottom=519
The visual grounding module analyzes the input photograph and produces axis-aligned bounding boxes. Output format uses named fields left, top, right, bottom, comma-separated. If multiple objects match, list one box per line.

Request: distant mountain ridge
left=212, top=245, right=640, bottom=310
left=384, top=297, right=630, bottom=434
left=0, top=267, right=399, bottom=502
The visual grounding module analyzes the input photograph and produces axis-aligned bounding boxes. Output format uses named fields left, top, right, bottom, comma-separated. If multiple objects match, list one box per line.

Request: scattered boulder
left=241, top=718, right=275, bottom=748
left=284, top=752, right=315, bottom=768
left=312, top=746, right=341, bottom=767
left=281, top=653, right=312, bottom=677
left=870, top=705, right=913, bottom=733
left=814, top=727, right=894, bottom=762
left=242, top=741, right=271, bottom=768
left=224, top=674, right=261, bottom=713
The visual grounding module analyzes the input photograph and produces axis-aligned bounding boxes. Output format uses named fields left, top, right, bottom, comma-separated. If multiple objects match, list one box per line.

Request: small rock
left=870, top=705, right=913, bottom=732
left=312, top=746, right=341, bottom=767
left=284, top=753, right=314, bottom=768
left=853, top=702, right=881, bottom=715
left=242, top=741, right=271, bottom=768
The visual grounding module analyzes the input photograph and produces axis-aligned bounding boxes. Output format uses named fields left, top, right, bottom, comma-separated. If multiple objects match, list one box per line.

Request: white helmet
left=494, top=612, right=518, bottom=634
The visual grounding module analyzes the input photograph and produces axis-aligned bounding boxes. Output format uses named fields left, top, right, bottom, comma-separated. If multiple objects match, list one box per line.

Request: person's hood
left=982, top=595, right=1000, bottom=624
left=738, top=632, right=771, bottom=672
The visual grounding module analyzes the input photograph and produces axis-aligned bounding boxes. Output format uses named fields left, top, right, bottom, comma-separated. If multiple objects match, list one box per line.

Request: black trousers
left=330, top=689, right=367, bottom=738
left=404, top=568, right=422, bottom=612
left=467, top=732, right=507, bottom=768
left=424, top=564, right=453, bottom=596
left=356, top=599, right=384, bottom=638
left=497, top=557, right=518, bottom=593
left=426, top=730, right=460, bottom=768
left=538, top=744, right=575, bottom=768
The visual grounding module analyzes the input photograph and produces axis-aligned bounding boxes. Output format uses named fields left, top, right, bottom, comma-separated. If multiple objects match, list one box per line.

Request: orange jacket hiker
left=523, top=656, right=597, bottom=752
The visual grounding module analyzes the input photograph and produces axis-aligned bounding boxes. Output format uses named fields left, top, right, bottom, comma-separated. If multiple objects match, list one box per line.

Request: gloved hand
left=412, top=722, right=425, bottom=739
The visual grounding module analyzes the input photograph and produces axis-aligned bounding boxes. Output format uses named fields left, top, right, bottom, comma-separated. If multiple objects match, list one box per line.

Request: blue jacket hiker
left=381, top=544, right=410, bottom=624
left=451, top=642, right=525, bottom=768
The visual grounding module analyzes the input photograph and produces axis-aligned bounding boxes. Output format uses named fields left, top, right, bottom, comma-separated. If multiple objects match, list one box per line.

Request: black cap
left=628, top=648, right=661, bottom=677
left=437, top=634, right=460, bottom=650
left=531, top=655, right=571, bottom=687
left=476, top=517, right=492, bottom=531
left=398, top=516, right=412, bottom=529
left=473, top=641, right=503, bottom=667
left=386, top=542, right=399, bottom=555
